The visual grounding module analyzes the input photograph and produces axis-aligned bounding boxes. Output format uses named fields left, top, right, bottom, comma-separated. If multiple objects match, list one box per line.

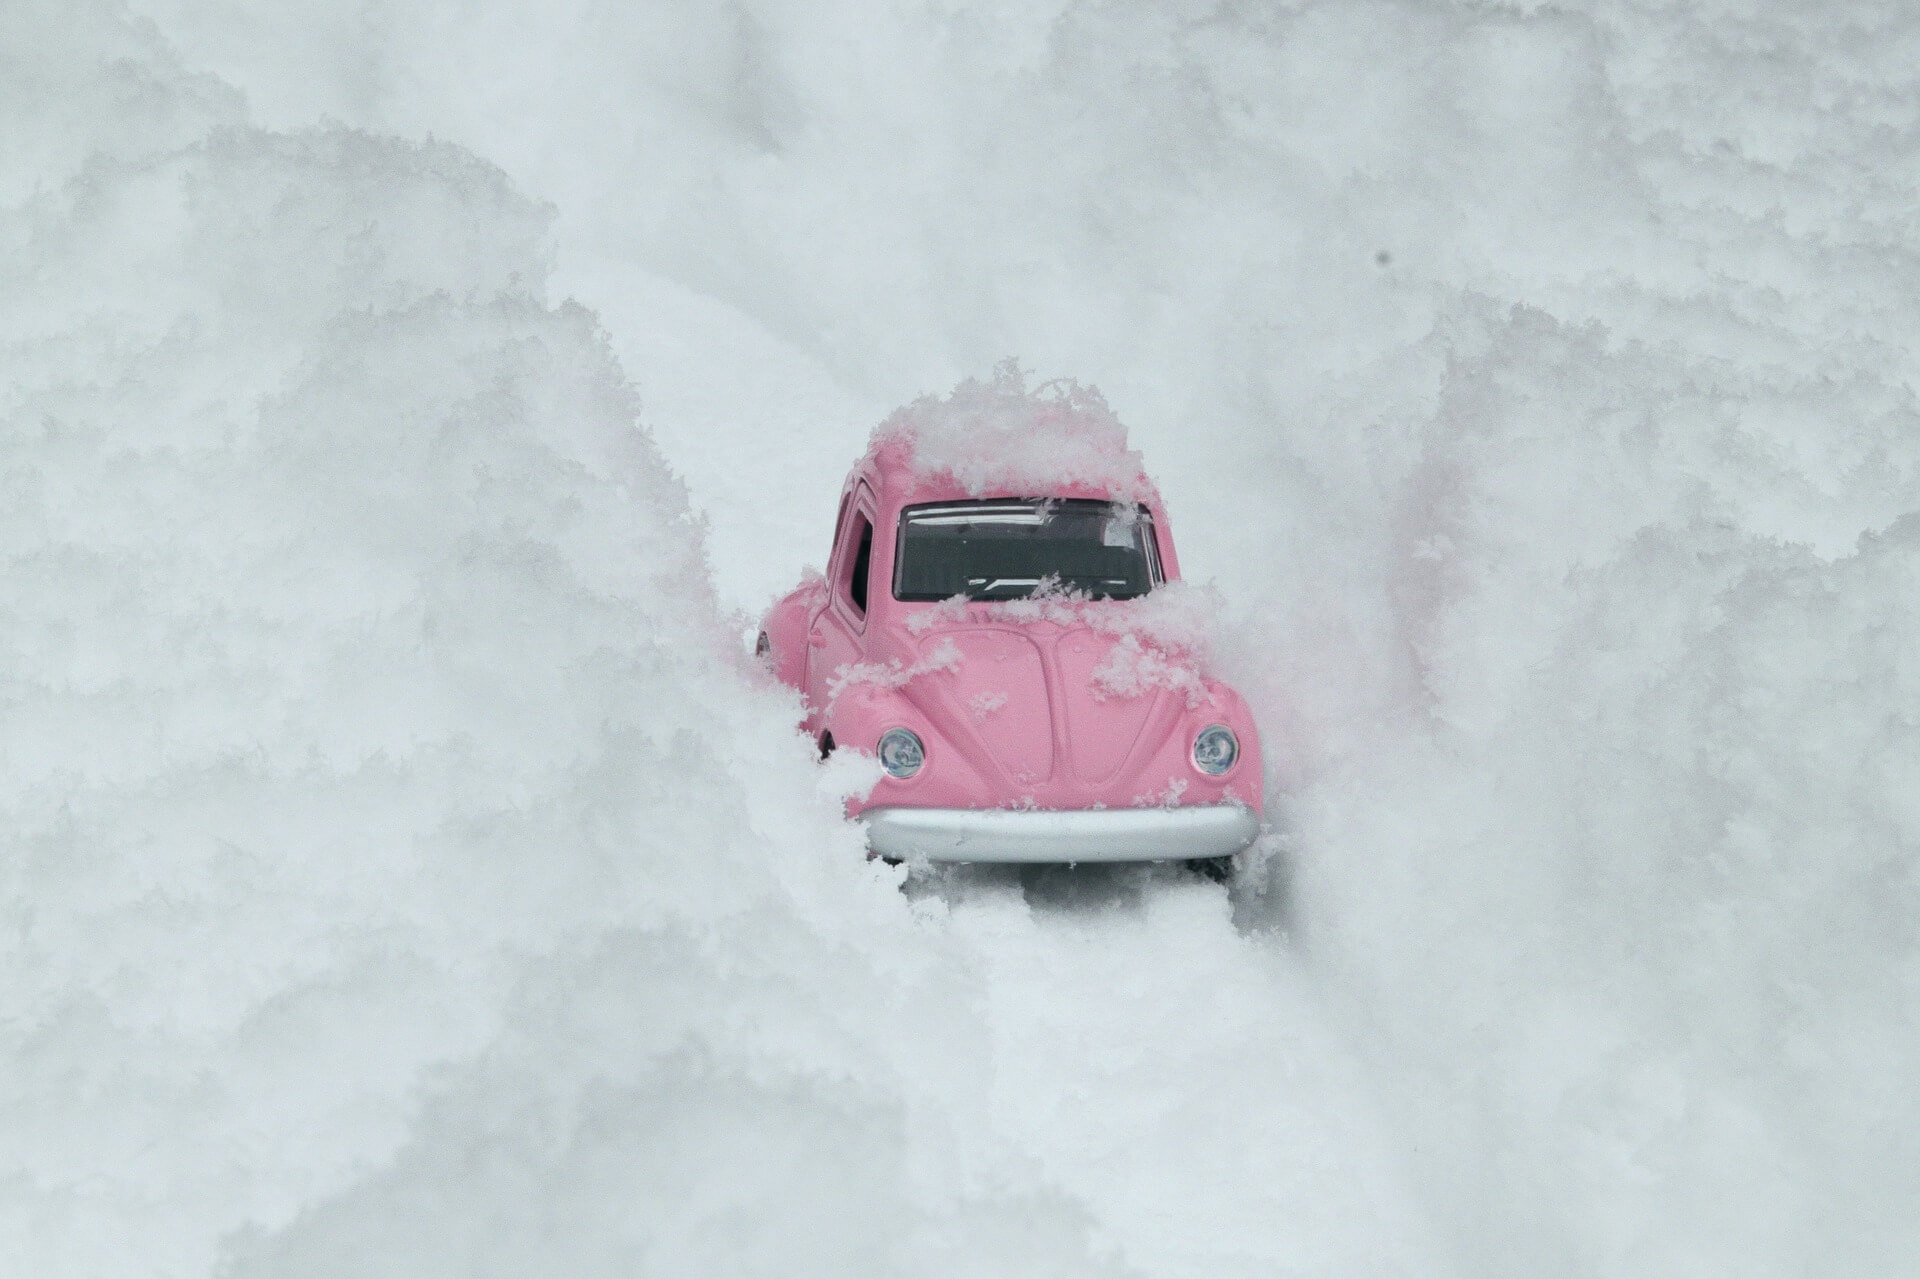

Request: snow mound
left=41, top=0, right=1920, bottom=1275
left=2, top=22, right=1204, bottom=1278
left=1234, top=300, right=1920, bottom=1276
left=868, top=360, right=1155, bottom=502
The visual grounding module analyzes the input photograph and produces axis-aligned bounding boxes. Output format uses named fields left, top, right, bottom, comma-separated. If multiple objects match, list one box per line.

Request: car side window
left=847, top=513, right=873, bottom=616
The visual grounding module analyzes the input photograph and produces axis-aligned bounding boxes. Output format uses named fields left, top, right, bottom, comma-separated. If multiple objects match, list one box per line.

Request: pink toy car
left=757, top=372, right=1262, bottom=869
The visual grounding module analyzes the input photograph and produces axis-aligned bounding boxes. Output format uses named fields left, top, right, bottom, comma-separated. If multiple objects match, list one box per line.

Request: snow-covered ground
left=8, top=1, right=1920, bottom=1274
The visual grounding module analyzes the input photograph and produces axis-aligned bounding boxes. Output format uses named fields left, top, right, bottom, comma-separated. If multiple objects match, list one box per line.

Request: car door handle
left=809, top=632, right=828, bottom=648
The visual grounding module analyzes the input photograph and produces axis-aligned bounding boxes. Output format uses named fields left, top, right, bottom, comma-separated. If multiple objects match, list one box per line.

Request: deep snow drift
left=13, top=0, right=1920, bottom=1276
left=3, top=7, right=1429, bottom=1277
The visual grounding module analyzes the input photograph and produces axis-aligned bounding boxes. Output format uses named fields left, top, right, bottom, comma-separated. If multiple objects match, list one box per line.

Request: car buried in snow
left=756, top=379, right=1262, bottom=870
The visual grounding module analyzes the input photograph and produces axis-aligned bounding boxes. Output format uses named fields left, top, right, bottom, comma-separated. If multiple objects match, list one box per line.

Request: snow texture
left=825, top=635, right=964, bottom=706
left=14, top=0, right=1920, bottom=1276
left=1089, top=633, right=1209, bottom=709
left=867, top=360, right=1155, bottom=503
left=967, top=690, right=1008, bottom=721
left=905, top=579, right=1224, bottom=708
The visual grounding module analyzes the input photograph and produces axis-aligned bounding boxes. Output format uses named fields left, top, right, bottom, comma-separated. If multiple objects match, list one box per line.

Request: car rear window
left=893, top=499, right=1158, bottom=602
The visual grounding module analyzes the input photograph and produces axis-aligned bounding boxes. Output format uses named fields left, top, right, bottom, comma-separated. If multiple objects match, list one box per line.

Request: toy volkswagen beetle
left=758, top=372, right=1262, bottom=868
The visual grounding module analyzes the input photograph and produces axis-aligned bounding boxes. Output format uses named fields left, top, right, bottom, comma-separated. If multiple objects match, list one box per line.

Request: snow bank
left=1259, top=304, right=1920, bottom=1275
left=6, top=12, right=1439, bottom=1279
left=0, top=17, right=1149, bottom=1278
left=41, top=0, right=1920, bottom=1275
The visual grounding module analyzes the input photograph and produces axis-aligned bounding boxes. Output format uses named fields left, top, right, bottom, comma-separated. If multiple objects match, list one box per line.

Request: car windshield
left=893, top=499, right=1159, bottom=602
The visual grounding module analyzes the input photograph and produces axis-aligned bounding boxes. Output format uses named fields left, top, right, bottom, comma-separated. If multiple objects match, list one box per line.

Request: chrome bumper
left=860, top=804, right=1260, bottom=864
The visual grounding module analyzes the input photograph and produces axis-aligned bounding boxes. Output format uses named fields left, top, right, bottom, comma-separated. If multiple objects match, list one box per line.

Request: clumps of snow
left=826, top=635, right=963, bottom=704
left=1090, top=633, right=1209, bottom=709
left=867, top=360, right=1156, bottom=502
left=906, top=579, right=1222, bottom=706
left=908, top=578, right=1220, bottom=648
left=816, top=737, right=884, bottom=804
left=792, top=565, right=830, bottom=600
left=1091, top=580, right=1224, bottom=658
left=967, top=690, right=1009, bottom=720
left=903, top=592, right=981, bottom=633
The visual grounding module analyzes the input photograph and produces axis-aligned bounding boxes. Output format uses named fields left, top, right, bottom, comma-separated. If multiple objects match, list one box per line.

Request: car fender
left=1191, top=678, right=1264, bottom=813
left=822, top=679, right=996, bottom=815
left=758, top=575, right=826, bottom=695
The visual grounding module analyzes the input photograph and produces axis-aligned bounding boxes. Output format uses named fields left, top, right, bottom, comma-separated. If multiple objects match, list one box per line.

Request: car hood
left=894, top=620, right=1199, bottom=803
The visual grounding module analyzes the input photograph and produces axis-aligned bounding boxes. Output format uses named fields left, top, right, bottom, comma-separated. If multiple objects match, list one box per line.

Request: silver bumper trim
left=860, top=804, right=1260, bottom=864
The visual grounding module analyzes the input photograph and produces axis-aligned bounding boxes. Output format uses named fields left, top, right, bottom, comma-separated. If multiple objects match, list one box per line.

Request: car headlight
left=1192, top=724, right=1238, bottom=775
left=877, top=728, right=925, bottom=779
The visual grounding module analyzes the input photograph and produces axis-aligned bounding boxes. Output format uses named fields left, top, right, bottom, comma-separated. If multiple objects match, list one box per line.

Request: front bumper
left=860, top=804, right=1260, bottom=864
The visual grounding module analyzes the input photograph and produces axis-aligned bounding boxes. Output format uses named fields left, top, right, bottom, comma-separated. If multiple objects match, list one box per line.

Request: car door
left=806, top=485, right=876, bottom=734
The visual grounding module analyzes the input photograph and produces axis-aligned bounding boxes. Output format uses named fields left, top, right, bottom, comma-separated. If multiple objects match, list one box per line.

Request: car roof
left=854, top=433, right=1165, bottom=514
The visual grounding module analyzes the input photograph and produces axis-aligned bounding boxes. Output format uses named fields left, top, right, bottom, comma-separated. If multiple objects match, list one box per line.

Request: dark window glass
left=893, top=499, right=1157, bottom=602
left=848, top=514, right=873, bottom=614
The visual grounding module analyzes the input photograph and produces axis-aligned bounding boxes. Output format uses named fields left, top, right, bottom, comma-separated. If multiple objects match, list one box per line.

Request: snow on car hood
left=890, top=617, right=1203, bottom=798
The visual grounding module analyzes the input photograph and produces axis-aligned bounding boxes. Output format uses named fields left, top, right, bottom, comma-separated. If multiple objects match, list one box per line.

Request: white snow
left=992, top=577, right=1221, bottom=643
left=826, top=634, right=964, bottom=706
left=967, top=690, right=1008, bottom=721
left=12, top=1, right=1920, bottom=1276
left=1089, top=632, right=1209, bottom=709
left=869, top=361, right=1155, bottom=503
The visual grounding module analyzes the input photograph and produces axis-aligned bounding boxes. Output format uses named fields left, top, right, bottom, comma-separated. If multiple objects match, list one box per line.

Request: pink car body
left=759, top=440, right=1262, bottom=865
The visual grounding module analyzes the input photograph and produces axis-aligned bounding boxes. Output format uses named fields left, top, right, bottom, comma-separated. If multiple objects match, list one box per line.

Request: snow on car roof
left=864, top=361, right=1160, bottom=505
